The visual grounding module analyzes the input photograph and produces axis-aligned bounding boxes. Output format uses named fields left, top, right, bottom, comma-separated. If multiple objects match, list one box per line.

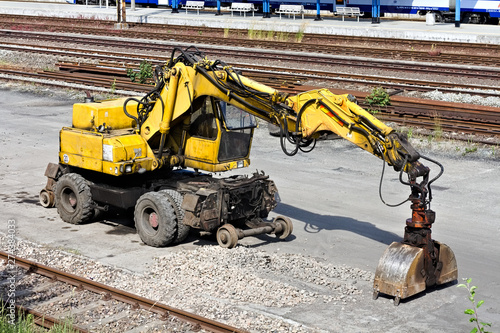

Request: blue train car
left=123, top=0, right=334, bottom=11
left=344, top=0, right=500, bottom=23
left=122, top=0, right=169, bottom=5
left=103, top=0, right=500, bottom=22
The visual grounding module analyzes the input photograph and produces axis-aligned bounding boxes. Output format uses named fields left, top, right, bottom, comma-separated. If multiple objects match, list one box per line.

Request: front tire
left=54, top=173, right=94, bottom=224
left=134, top=192, right=177, bottom=247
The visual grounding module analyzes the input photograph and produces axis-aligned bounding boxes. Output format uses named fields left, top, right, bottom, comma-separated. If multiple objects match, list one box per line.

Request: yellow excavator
left=40, top=46, right=457, bottom=305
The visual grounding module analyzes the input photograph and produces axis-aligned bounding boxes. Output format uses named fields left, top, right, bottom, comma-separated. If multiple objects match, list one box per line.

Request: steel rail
left=2, top=37, right=498, bottom=96
left=2, top=66, right=500, bottom=134
left=1, top=18, right=500, bottom=67
left=0, top=251, right=246, bottom=333
left=2, top=30, right=500, bottom=80
left=55, top=61, right=500, bottom=99
left=1, top=14, right=499, bottom=53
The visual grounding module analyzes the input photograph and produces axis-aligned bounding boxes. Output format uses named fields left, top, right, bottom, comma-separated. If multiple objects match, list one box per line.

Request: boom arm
left=126, top=47, right=443, bottom=211
left=141, top=47, right=431, bottom=180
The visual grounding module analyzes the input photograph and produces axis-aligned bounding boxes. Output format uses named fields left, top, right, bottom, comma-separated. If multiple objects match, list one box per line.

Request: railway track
left=0, top=31, right=499, bottom=97
left=0, top=250, right=245, bottom=333
left=0, top=14, right=500, bottom=66
left=1, top=64, right=499, bottom=144
left=1, top=14, right=499, bottom=53
left=0, top=23, right=498, bottom=143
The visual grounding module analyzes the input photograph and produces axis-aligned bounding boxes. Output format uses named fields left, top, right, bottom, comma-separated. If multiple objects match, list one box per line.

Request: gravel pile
left=422, top=90, right=500, bottom=108
left=1, top=234, right=372, bottom=332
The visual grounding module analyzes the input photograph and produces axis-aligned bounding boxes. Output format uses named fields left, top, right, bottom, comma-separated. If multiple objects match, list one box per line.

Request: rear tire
left=55, top=173, right=94, bottom=224
left=134, top=192, right=177, bottom=247
left=160, top=189, right=190, bottom=244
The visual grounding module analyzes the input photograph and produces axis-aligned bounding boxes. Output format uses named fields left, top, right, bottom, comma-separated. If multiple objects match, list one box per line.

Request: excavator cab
left=183, top=96, right=257, bottom=172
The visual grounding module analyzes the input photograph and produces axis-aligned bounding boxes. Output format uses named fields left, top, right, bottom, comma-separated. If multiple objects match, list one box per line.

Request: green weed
left=295, top=22, right=307, bottom=42
left=266, top=29, right=274, bottom=40
left=463, top=146, right=478, bottom=156
left=457, top=278, right=492, bottom=333
left=0, top=303, right=78, bottom=333
left=365, top=86, right=391, bottom=107
left=110, top=78, right=116, bottom=94
left=126, top=60, right=153, bottom=84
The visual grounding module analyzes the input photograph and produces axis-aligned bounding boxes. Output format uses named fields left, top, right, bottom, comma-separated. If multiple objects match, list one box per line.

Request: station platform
left=1, top=1, right=500, bottom=44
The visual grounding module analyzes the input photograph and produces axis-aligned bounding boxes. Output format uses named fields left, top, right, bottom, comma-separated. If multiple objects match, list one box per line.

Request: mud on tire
left=54, top=173, right=94, bottom=225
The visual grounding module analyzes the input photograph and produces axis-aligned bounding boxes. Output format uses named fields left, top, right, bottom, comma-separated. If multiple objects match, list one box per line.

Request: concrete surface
left=1, top=1, right=500, bottom=43
left=0, top=87, right=499, bottom=331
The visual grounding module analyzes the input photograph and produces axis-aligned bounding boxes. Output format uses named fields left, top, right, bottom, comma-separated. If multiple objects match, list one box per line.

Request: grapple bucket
left=373, top=241, right=457, bottom=305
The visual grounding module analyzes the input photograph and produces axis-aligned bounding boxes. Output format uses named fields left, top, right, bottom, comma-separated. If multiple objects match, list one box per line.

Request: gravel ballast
left=1, top=235, right=371, bottom=332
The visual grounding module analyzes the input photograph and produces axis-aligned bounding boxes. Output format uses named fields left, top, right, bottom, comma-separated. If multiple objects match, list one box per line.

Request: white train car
left=345, top=0, right=500, bottom=23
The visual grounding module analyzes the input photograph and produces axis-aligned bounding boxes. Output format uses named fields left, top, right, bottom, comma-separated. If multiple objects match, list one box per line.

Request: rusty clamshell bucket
left=373, top=241, right=458, bottom=305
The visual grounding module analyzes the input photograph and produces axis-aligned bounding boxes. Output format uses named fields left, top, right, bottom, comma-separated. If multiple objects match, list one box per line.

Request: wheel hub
left=68, top=193, right=77, bottom=207
left=149, top=212, right=159, bottom=228
left=219, top=232, right=228, bottom=244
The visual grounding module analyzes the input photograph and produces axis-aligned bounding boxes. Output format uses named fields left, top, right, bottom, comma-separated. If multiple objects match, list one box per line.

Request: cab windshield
left=217, top=101, right=256, bottom=162
left=220, top=102, right=257, bottom=130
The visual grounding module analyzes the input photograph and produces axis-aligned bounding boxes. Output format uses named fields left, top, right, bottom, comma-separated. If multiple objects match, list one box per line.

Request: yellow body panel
left=60, top=59, right=401, bottom=176
left=184, top=136, right=219, bottom=164
left=183, top=135, right=249, bottom=172
left=72, top=98, right=139, bottom=130
left=59, top=127, right=103, bottom=172
left=102, top=134, right=147, bottom=163
left=60, top=127, right=155, bottom=176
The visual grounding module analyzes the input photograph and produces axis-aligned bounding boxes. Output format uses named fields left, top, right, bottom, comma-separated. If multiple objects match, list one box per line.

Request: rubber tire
left=54, top=173, right=94, bottom=225
left=160, top=189, right=190, bottom=244
left=134, top=192, right=177, bottom=247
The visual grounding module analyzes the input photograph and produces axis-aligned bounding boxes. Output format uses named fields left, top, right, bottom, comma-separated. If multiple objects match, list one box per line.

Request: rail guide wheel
left=39, top=189, right=55, bottom=208
left=273, top=216, right=293, bottom=239
left=216, top=224, right=239, bottom=248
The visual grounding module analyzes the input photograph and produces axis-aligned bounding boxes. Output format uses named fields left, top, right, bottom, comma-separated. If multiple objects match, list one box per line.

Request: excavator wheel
left=134, top=192, right=178, bottom=247
left=54, top=173, right=94, bottom=225
left=159, top=189, right=190, bottom=244
left=273, top=216, right=293, bottom=239
left=216, top=224, right=239, bottom=248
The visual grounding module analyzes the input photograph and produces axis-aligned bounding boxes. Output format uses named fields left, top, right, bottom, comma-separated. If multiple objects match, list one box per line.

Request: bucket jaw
left=373, top=241, right=457, bottom=305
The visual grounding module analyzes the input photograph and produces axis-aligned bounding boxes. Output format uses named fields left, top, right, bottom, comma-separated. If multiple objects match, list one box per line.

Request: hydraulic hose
left=378, top=155, right=411, bottom=207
